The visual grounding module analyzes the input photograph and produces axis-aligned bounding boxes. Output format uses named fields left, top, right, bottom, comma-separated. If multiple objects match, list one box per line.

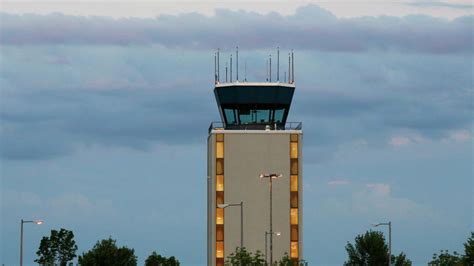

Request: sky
left=0, top=1, right=473, bottom=265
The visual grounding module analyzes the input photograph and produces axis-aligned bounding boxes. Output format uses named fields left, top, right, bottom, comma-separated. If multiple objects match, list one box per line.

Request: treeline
left=34, top=228, right=473, bottom=265
left=34, top=228, right=179, bottom=266
left=344, top=231, right=474, bottom=266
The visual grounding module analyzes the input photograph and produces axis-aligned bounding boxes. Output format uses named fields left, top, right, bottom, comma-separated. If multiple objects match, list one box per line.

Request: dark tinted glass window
left=274, top=108, right=285, bottom=123
left=222, top=106, right=288, bottom=125
left=224, top=109, right=237, bottom=124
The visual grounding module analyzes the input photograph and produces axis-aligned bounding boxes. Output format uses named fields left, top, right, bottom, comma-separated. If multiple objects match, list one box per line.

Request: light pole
left=372, top=221, right=391, bottom=266
left=217, top=202, right=244, bottom=249
left=259, top=173, right=282, bottom=265
left=265, top=231, right=281, bottom=265
left=20, top=219, right=43, bottom=266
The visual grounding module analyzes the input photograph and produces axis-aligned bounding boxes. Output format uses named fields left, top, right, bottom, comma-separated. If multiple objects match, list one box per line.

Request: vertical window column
left=290, top=134, right=299, bottom=264
left=216, top=134, right=224, bottom=266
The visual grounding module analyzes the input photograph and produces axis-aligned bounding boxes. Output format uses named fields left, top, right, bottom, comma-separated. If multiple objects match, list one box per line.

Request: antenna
left=236, top=46, right=239, bottom=81
left=217, top=48, right=220, bottom=83
left=288, top=53, right=291, bottom=84
left=277, top=47, right=280, bottom=82
left=269, top=54, right=272, bottom=82
left=230, top=54, right=233, bottom=83
left=225, top=62, right=228, bottom=83
left=214, top=52, right=217, bottom=84
left=266, top=59, right=268, bottom=82
left=244, top=60, right=247, bottom=82
left=291, top=50, right=294, bottom=83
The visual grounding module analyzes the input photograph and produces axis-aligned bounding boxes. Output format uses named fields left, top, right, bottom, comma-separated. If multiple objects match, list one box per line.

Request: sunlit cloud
left=327, top=180, right=350, bottom=186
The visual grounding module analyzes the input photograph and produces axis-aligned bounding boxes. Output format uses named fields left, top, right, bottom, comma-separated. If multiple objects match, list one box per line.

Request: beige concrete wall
left=208, top=130, right=303, bottom=264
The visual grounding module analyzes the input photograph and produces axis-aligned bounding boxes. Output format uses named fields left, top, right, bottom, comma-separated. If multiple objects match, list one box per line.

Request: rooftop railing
left=208, top=122, right=302, bottom=133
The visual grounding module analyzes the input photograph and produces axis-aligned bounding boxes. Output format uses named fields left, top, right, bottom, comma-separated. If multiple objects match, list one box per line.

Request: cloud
left=1, top=190, right=116, bottom=221
left=365, top=183, right=391, bottom=196
left=354, top=183, right=438, bottom=220
left=328, top=180, right=350, bottom=186
left=321, top=182, right=439, bottom=222
left=1, top=5, right=473, bottom=54
left=1, top=45, right=471, bottom=161
left=389, top=136, right=412, bottom=146
left=408, top=1, right=474, bottom=9
left=0, top=88, right=216, bottom=160
left=448, top=129, right=471, bottom=142
left=1, top=17, right=471, bottom=161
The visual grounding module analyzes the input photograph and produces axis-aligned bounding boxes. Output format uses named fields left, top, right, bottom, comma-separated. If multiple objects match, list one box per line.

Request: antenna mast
left=277, top=47, right=280, bottom=82
left=269, top=54, right=272, bottom=82
left=217, top=48, right=220, bottom=83
left=266, top=59, right=268, bottom=82
left=225, top=62, right=228, bottom=83
left=288, top=53, right=291, bottom=84
left=291, top=50, right=294, bottom=84
left=230, top=54, right=233, bottom=83
left=236, top=46, right=239, bottom=81
left=244, top=60, right=247, bottom=82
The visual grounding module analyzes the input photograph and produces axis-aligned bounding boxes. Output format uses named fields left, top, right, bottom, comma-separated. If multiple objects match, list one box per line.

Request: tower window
left=291, top=192, right=298, bottom=208
left=216, top=142, right=224, bottom=158
left=216, top=175, right=224, bottom=191
left=216, top=225, right=224, bottom=241
left=291, top=159, right=298, bottom=175
left=290, top=175, right=298, bottom=192
left=290, top=208, right=298, bottom=225
left=216, top=158, right=224, bottom=175
left=291, top=225, right=298, bottom=241
left=290, top=142, right=298, bottom=158
left=216, top=208, right=224, bottom=225
left=216, top=241, right=224, bottom=258
left=291, top=241, right=299, bottom=258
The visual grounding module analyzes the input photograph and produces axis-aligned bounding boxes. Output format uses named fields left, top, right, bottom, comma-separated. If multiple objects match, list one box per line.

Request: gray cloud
left=1, top=88, right=217, bottom=160
left=1, top=5, right=473, bottom=54
left=0, top=36, right=471, bottom=161
left=408, top=1, right=474, bottom=9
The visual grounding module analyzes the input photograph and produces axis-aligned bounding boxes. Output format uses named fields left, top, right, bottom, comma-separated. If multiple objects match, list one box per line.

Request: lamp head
left=259, top=173, right=283, bottom=179
left=217, top=204, right=230, bottom=209
left=35, top=220, right=43, bottom=225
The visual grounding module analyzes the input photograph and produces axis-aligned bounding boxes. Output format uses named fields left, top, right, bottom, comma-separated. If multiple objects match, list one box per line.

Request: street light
left=259, top=173, right=282, bottom=265
left=217, top=202, right=244, bottom=250
left=20, top=219, right=43, bottom=266
left=372, top=221, right=391, bottom=266
left=265, top=231, right=281, bottom=265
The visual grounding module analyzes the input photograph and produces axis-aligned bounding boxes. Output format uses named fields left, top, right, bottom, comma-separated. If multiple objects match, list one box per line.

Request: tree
left=428, top=250, right=461, bottom=266
left=344, top=230, right=412, bottom=266
left=462, top=232, right=474, bottom=265
left=278, top=252, right=307, bottom=266
left=224, top=247, right=265, bottom=265
left=35, top=237, right=55, bottom=266
left=35, top=228, right=78, bottom=266
left=56, top=229, right=78, bottom=266
left=145, top=251, right=180, bottom=266
left=78, top=237, right=137, bottom=266
left=392, top=252, right=412, bottom=266
left=225, top=248, right=306, bottom=266
left=428, top=231, right=474, bottom=266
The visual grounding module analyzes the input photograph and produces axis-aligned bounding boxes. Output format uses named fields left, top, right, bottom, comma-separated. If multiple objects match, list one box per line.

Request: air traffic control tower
left=208, top=49, right=302, bottom=266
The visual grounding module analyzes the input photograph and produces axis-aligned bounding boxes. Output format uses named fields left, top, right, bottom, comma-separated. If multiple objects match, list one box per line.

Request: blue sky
left=1, top=1, right=473, bottom=265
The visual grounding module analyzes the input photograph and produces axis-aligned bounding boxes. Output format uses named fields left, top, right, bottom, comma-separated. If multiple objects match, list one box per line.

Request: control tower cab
left=214, top=82, right=295, bottom=130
